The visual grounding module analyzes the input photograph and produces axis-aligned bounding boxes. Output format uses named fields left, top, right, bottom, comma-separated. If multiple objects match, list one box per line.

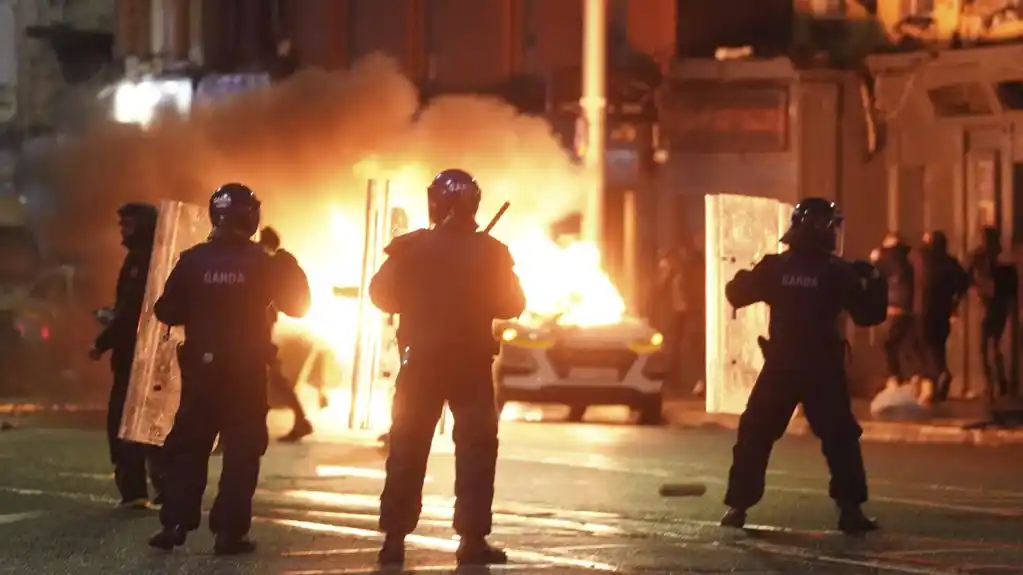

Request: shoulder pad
left=383, top=229, right=430, bottom=256
left=476, top=232, right=514, bottom=259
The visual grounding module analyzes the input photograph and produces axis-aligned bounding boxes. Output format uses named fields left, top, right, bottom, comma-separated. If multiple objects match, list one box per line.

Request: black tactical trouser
left=159, top=362, right=269, bottom=536
left=981, top=307, right=1009, bottom=400
left=883, top=314, right=935, bottom=381
left=107, top=363, right=164, bottom=502
left=380, top=355, right=499, bottom=537
left=920, top=314, right=953, bottom=400
left=725, top=359, right=867, bottom=510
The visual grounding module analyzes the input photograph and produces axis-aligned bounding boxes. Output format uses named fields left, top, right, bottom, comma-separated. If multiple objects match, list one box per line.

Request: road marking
left=269, top=518, right=618, bottom=571
left=737, top=540, right=958, bottom=575
left=281, top=547, right=379, bottom=557
left=283, top=566, right=556, bottom=574
left=0, top=511, right=44, bottom=525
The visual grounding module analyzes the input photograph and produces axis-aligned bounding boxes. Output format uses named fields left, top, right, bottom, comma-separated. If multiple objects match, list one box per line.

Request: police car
left=493, top=314, right=666, bottom=425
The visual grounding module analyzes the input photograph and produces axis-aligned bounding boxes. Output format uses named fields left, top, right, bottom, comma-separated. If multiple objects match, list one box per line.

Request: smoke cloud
left=48, top=54, right=586, bottom=295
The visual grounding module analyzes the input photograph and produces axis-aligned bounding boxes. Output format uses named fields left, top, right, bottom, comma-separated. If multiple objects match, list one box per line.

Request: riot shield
left=120, top=200, right=208, bottom=445
left=705, top=194, right=792, bottom=415
left=349, top=180, right=394, bottom=431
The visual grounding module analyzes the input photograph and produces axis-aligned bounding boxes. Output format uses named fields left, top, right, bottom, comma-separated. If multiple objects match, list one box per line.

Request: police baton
left=483, top=202, right=510, bottom=234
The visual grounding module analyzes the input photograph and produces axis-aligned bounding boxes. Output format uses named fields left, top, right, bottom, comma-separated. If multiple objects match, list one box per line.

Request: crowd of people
left=872, top=227, right=1017, bottom=404
left=645, top=224, right=1020, bottom=405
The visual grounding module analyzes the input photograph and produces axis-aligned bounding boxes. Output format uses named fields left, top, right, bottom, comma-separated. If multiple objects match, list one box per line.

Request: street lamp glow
left=112, top=79, right=193, bottom=127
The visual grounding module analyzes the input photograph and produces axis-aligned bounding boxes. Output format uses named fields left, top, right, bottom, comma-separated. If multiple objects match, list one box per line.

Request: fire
left=277, top=206, right=626, bottom=435
left=509, top=229, right=626, bottom=327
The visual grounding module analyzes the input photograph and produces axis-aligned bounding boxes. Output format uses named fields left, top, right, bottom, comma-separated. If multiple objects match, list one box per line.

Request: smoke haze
left=48, top=54, right=586, bottom=294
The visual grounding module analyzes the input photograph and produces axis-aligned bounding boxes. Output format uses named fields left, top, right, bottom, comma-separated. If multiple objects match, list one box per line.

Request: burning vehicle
left=494, top=313, right=665, bottom=425
left=494, top=235, right=667, bottom=425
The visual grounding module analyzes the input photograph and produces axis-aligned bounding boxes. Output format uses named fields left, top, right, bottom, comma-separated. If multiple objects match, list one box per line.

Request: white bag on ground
left=869, top=385, right=930, bottom=421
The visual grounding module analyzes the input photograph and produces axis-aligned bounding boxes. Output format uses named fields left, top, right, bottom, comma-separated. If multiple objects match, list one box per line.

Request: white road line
left=738, top=540, right=959, bottom=575
left=0, top=511, right=44, bottom=525
left=269, top=518, right=619, bottom=571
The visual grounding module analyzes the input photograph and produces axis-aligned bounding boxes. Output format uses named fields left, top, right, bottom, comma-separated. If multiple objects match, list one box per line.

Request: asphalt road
left=0, top=410, right=1021, bottom=574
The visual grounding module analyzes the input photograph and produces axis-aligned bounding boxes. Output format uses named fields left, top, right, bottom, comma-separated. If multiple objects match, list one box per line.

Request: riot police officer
left=721, top=198, right=886, bottom=535
left=257, top=226, right=314, bottom=443
left=148, top=183, right=311, bottom=555
left=370, top=169, right=525, bottom=566
left=89, top=202, right=165, bottom=508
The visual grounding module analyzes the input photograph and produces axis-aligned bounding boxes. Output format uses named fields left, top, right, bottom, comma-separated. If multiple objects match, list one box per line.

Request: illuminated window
left=927, top=83, right=993, bottom=117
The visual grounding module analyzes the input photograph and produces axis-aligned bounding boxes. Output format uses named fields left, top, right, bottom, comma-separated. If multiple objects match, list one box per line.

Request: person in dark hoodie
left=910, top=231, right=968, bottom=403
left=257, top=226, right=314, bottom=443
left=870, top=231, right=926, bottom=389
left=88, top=202, right=165, bottom=509
left=967, top=227, right=1017, bottom=401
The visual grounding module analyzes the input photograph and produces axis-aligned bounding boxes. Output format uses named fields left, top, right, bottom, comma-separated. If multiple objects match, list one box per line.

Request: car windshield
left=0, top=226, right=42, bottom=284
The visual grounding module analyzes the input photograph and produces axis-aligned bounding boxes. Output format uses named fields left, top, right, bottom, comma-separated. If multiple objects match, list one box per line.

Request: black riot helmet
left=427, top=169, right=481, bottom=229
left=781, top=197, right=845, bottom=255
left=209, top=183, right=261, bottom=238
left=117, top=202, right=158, bottom=251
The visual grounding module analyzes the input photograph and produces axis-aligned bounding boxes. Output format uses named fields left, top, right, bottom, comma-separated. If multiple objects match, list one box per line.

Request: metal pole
left=363, top=181, right=391, bottom=430
left=581, top=0, right=607, bottom=249
left=622, top=190, right=637, bottom=312
left=350, top=181, right=377, bottom=429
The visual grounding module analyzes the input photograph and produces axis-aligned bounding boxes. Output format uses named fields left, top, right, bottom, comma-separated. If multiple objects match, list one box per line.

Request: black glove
left=849, top=260, right=881, bottom=280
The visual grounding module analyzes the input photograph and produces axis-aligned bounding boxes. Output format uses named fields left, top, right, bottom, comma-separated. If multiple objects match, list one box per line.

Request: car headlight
left=500, top=327, right=554, bottom=349
left=627, top=332, right=664, bottom=354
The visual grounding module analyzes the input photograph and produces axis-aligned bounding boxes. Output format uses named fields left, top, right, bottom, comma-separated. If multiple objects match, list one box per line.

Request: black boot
left=377, top=534, right=405, bottom=565
left=720, top=507, right=747, bottom=529
left=838, top=505, right=879, bottom=535
left=456, top=537, right=508, bottom=565
left=278, top=418, right=314, bottom=443
left=148, top=526, right=187, bottom=550
left=213, top=532, right=257, bottom=555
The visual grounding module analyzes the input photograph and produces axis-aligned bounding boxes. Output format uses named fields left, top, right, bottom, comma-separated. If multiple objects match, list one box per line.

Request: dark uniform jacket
left=154, top=235, right=311, bottom=368
left=369, top=227, right=526, bottom=359
left=726, top=249, right=887, bottom=362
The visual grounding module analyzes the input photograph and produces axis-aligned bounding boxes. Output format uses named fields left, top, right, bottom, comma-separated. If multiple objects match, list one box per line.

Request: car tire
left=566, top=404, right=587, bottom=422
left=635, top=394, right=664, bottom=426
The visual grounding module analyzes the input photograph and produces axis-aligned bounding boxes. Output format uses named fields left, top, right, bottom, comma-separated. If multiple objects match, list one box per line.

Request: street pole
left=581, top=0, right=607, bottom=249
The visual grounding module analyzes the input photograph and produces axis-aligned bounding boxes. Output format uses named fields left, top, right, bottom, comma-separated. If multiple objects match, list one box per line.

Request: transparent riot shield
left=120, top=200, right=208, bottom=445
left=705, top=194, right=792, bottom=415
left=349, top=179, right=393, bottom=431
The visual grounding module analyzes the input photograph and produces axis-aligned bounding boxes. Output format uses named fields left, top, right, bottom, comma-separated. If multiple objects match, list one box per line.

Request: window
left=0, top=227, right=42, bottom=284
left=662, top=81, right=790, bottom=153
left=927, top=83, right=993, bottom=117
left=995, top=81, right=1023, bottom=111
